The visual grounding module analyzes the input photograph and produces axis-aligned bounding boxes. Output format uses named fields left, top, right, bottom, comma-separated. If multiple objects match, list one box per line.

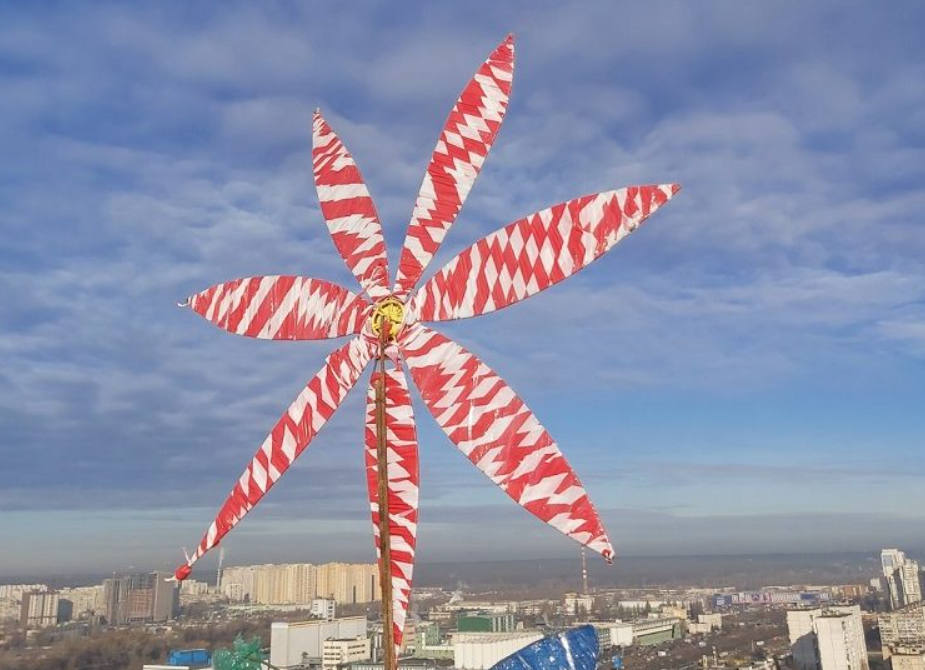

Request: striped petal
left=185, top=276, right=370, bottom=340
left=409, top=184, right=680, bottom=322
left=174, top=335, right=375, bottom=581
left=365, top=367, right=419, bottom=653
left=398, top=323, right=613, bottom=561
left=313, top=110, right=391, bottom=301
left=393, top=35, right=515, bottom=299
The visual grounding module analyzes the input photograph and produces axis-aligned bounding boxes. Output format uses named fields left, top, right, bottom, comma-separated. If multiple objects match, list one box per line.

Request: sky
left=1, top=1, right=924, bottom=578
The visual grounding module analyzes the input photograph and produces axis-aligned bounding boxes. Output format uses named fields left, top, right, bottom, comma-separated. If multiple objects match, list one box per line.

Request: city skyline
left=2, top=1, right=925, bottom=575
left=0, top=549, right=919, bottom=585
left=3, top=547, right=914, bottom=669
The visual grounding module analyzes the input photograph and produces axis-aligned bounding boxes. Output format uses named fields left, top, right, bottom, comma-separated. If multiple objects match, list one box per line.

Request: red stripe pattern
left=174, top=336, right=375, bottom=580
left=393, top=35, right=515, bottom=298
left=312, top=111, right=391, bottom=301
left=187, top=276, right=370, bottom=340
left=409, top=185, right=681, bottom=322
left=398, top=323, right=613, bottom=560
left=364, top=369, right=419, bottom=651
left=175, top=36, right=683, bottom=586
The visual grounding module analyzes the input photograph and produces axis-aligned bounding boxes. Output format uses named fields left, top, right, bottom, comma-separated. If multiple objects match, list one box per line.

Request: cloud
left=1, top=0, right=924, bottom=573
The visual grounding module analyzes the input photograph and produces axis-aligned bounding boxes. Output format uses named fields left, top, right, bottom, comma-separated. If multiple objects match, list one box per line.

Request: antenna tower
left=216, top=546, right=225, bottom=589
left=581, top=546, right=589, bottom=594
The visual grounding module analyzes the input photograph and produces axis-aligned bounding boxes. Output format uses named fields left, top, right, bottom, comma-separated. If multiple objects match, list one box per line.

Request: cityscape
left=1, top=548, right=924, bottom=670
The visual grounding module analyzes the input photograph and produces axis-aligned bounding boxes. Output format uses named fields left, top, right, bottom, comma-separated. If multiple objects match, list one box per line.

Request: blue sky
left=1, top=1, right=924, bottom=577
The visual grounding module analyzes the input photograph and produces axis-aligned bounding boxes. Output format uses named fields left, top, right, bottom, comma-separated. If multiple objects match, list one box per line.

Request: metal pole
left=375, top=323, right=396, bottom=670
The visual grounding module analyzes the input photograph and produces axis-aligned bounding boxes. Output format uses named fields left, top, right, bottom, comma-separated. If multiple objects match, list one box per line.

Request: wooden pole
left=374, top=323, right=396, bottom=670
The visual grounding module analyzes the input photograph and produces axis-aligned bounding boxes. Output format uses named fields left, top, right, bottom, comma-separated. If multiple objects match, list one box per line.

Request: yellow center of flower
left=371, top=297, right=404, bottom=341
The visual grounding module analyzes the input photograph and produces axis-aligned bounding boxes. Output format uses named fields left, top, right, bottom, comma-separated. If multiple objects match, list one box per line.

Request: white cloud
left=1, top=0, right=924, bottom=571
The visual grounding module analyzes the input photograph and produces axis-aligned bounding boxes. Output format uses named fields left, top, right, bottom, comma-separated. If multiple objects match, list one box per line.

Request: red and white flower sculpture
left=174, top=35, right=680, bottom=648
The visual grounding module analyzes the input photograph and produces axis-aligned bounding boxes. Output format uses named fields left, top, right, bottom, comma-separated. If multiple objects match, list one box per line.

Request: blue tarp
left=168, top=648, right=212, bottom=666
left=489, top=625, right=600, bottom=670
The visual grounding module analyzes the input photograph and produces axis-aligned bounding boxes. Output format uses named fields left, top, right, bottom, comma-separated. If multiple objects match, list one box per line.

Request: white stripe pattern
left=399, top=323, right=614, bottom=561
left=189, top=276, right=370, bottom=341
left=409, top=185, right=680, bottom=323
left=312, top=111, right=391, bottom=301
left=393, top=35, right=515, bottom=298
left=177, top=336, right=374, bottom=578
left=364, top=367, right=420, bottom=651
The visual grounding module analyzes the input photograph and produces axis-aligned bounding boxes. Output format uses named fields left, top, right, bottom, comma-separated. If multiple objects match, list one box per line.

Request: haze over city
left=2, top=0, right=924, bottom=580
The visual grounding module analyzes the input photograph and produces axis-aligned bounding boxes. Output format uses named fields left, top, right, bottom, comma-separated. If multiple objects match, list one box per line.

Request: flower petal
left=399, top=323, right=613, bottom=560
left=364, top=367, right=419, bottom=653
left=175, top=335, right=375, bottom=580
left=410, top=185, right=680, bottom=322
left=393, top=35, right=515, bottom=298
left=313, top=110, right=391, bottom=301
left=185, top=275, right=370, bottom=340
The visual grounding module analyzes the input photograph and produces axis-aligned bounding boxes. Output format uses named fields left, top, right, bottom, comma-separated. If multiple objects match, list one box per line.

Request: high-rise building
left=152, top=572, right=179, bottom=622
left=816, top=612, right=867, bottom=670
left=788, top=608, right=819, bottom=670
left=220, top=565, right=257, bottom=602
left=882, top=549, right=923, bottom=610
left=57, top=586, right=105, bottom=619
left=879, top=603, right=925, bottom=652
left=222, top=581, right=245, bottom=602
left=20, top=591, right=62, bottom=630
left=102, top=572, right=178, bottom=625
left=1, top=584, right=48, bottom=602
left=222, top=563, right=378, bottom=606
left=180, top=579, right=211, bottom=596
left=316, top=563, right=379, bottom=605
left=884, top=550, right=906, bottom=573
left=291, top=564, right=318, bottom=604
left=787, top=605, right=868, bottom=670
left=900, top=564, right=924, bottom=606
